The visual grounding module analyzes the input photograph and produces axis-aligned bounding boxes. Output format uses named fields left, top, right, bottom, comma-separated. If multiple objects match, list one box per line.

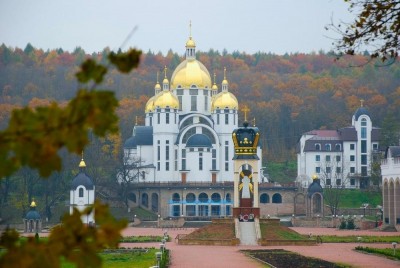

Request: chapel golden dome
left=186, top=37, right=196, bottom=48
left=155, top=82, right=161, bottom=91
left=171, top=60, right=212, bottom=89
left=153, top=90, right=179, bottom=110
left=30, top=200, right=37, bottom=207
left=211, top=91, right=238, bottom=111
left=145, top=96, right=156, bottom=113
left=211, top=73, right=218, bottom=90
left=79, top=159, right=86, bottom=168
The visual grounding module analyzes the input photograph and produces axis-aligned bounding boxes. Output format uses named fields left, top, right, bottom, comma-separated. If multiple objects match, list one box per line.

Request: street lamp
left=392, top=242, right=397, bottom=256
left=156, top=251, right=162, bottom=268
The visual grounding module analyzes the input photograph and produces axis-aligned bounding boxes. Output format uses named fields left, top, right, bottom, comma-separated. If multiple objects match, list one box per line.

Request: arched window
left=151, top=193, right=159, bottom=213
left=315, top=144, right=321, bottom=151
left=325, top=144, right=331, bottom=151
left=335, top=144, right=341, bottom=151
left=225, top=193, right=231, bottom=202
left=78, top=188, right=84, bottom=198
left=172, top=193, right=180, bottom=202
left=128, top=193, right=136, bottom=203
left=260, top=193, right=270, bottom=204
left=272, top=193, right=282, bottom=203
left=211, top=193, right=221, bottom=203
left=199, top=193, right=208, bottom=203
left=186, top=193, right=196, bottom=203
left=141, top=193, right=148, bottom=207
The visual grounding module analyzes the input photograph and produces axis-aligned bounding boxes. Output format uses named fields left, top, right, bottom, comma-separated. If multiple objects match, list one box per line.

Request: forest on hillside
left=1, top=44, right=400, bottom=159
left=1, top=43, right=400, bottom=220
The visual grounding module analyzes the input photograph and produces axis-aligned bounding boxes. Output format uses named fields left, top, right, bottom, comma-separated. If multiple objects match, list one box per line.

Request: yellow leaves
left=0, top=90, right=119, bottom=177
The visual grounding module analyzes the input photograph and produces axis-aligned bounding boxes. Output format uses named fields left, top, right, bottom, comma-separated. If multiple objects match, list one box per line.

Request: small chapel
left=70, top=155, right=95, bottom=225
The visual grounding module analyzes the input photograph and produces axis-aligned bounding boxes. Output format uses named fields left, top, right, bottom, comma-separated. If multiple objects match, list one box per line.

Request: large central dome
left=171, top=59, right=212, bottom=89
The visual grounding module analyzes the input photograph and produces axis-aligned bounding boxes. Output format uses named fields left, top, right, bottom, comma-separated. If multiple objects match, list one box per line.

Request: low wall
left=258, top=239, right=317, bottom=246
left=292, top=217, right=378, bottom=230
left=178, top=237, right=240, bottom=246
left=211, top=218, right=234, bottom=224
left=259, top=218, right=280, bottom=225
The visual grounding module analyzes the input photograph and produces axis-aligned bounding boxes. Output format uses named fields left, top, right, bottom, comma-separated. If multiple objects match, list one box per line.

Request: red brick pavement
left=122, top=227, right=400, bottom=268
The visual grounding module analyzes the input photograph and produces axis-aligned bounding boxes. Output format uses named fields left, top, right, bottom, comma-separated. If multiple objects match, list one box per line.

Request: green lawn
left=320, top=235, right=400, bottom=243
left=356, top=246, right=400, bottom=260
left=61, top=248, right=169, bottom=268
left=337, top=189, right=382, bottom=208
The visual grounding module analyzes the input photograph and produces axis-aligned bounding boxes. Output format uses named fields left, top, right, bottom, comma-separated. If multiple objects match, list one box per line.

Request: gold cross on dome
left=241, top=105, right=250, bottom=122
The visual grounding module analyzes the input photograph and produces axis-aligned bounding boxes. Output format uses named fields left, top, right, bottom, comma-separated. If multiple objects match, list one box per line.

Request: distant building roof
left=385, top=146, right=400, bottom=158
left=25, top=208, right=41, bottom=220
left=71, top=172, right=94, bottom=190
left=354, top=107, right=370, bottom=120
left=124, top=126, right=153, bottom=149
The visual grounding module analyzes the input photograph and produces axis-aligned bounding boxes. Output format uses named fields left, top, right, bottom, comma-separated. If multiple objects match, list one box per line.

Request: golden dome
left=155, top=82, right=161, bottom=90
left=145, top=96, right=155, bottom=113
left=153, top=90, right=179, bottom=110
left=171, top=59, right=212, bottom=88
left=211, top=91, right=238, bottom=111
left=79, top=159, right=86, bottom=168
left=30, top=200, right=37, bottom=207
left=212, top=83, right=218, bottom=90
left=163, top=78, right=169, bottom=84
left=186, top=37, right=196, bottom=48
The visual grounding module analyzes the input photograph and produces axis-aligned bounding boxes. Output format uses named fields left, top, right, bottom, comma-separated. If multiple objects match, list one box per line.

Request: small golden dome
left=312, top=174, right=318, bottom=180
left=79, top=159, right=86, bottom=168
left=153, top=91, right=179, bottom=110
left=222, top=79, right=228, bottom=85
left=30, top=200, right=37, bottom=207
left=163, top=78, right=169, bottom=84
left=145, top=96, right=155, bottom=113
left=171, top=59, right=212, bottom=88
left=186, top=37, right=196, bottom=48
left=211, top=91, right=238, bottom=111
left=155, top=82, right=161, bottom=90
left=212, top=83, right=218, bottom=90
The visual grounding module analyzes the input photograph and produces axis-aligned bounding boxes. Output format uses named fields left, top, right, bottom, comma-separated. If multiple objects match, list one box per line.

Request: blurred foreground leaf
left=0, top=201, right=127, bottom=268
left=108, top=49, right=141, bottom=73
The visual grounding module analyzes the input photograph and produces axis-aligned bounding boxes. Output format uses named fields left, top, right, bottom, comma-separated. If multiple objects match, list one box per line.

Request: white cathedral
left=123, top=32, right=262, bottom=186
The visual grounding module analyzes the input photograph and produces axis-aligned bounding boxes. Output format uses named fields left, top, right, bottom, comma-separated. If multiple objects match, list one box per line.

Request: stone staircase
left=238, top=221, right=258, bottom=245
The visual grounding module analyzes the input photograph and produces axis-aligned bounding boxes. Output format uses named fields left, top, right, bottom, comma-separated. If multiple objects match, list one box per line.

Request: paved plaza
left=121, top=227, right=400, bottom=268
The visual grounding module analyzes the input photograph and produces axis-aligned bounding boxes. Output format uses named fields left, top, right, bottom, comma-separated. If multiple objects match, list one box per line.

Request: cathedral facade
left=123, top=32, right=265, bottom=218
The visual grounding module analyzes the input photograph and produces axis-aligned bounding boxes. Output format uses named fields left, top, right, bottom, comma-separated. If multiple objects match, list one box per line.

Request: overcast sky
left=0, top=0, right=354, bottom=55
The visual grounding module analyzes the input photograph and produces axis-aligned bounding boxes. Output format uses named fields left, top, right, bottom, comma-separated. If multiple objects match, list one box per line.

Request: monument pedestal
left=233, top=207, right=260, bottom=221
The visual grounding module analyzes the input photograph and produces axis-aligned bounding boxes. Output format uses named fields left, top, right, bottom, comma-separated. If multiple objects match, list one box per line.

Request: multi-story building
left=297, top=105, right=380, bottom=188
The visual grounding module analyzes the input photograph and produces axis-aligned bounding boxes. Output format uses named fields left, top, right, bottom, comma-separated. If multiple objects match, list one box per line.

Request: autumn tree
left=330, top=0, right=400, bottom=62
left=0, top=48, right=141, bottom=267
left=317, top=158, right=351, bottom=216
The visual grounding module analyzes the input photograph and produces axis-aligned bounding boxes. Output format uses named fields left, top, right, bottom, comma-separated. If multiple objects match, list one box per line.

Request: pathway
left=238, top=222, right=258, bottom=245
left=121, top=227, right=400, bottom=268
